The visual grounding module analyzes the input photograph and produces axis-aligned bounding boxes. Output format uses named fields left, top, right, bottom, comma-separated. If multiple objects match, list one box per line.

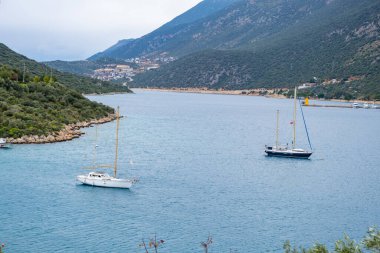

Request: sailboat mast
left=293, top=87, right=297, bottom=149
left=276, top=110, right=279, bottom=149
left=114, top=106, right=120, bottom=178
left=93, top=125, right=98, bottom=168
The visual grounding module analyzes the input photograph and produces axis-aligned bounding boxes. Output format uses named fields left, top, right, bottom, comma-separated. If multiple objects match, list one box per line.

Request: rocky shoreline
left=7, top=114, right=116, bottom=144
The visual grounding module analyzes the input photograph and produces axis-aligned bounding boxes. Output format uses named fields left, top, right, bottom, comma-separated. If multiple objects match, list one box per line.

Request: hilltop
left=88, top=0, right=241, bottom=60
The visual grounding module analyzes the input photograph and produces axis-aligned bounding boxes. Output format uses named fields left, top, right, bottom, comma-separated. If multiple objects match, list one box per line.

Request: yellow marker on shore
left=305, top=97, right=309, bottom=106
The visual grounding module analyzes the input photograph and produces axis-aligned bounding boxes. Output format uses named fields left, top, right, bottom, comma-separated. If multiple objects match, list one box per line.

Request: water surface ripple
left=1, top=90, right=379, bottom=252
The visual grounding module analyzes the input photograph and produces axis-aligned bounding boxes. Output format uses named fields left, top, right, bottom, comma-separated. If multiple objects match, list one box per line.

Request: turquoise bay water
left=1, top=90, right=379, bottom=252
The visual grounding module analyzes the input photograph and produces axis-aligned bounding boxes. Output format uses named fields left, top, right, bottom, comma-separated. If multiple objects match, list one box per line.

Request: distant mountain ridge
left=89, top=0, right=341, bottom=60
left=88, top=0, right=241, bottom=60
left=89, top=39, right=135, bottom=61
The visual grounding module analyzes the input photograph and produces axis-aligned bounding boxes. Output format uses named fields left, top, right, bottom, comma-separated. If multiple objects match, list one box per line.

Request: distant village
left=244, top=75, right=365, bottom=97
left=296, top=75, right=363, bottom=90
left=91, top=56, right=176, bottom=82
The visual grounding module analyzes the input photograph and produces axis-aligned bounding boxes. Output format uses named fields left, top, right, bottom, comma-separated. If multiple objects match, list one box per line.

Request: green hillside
left=132, top=0, right=380, bottom=99
left=0, top=43, right=131, bottom=94
left=44, top=58, right=137, bottom=77
left=43, top=60, right=102, bottom=76
left=88, top=0, right=240, bottom=60
left=0, top=64, right=114, bottom=139
left=89, top=0, right=334, bottom=60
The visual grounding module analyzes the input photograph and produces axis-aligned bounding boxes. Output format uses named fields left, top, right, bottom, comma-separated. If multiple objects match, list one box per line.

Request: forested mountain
left=131, top=0, right=380, bottom=99
left=0, top=43, right=131, bottom=94
left=88, top=0, right=240, bottom=60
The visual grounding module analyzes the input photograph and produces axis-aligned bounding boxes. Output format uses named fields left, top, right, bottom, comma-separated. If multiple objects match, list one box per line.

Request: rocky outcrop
left=7, top=114, right=117, bottom=144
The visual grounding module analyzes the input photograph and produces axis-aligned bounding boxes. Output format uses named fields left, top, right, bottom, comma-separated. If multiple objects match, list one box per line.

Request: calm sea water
left=1, top=90, right=379, bottom=253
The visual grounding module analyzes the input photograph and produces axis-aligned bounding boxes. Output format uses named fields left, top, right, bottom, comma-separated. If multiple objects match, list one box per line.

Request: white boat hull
left=0, top=144, right=11, bottom=149
left=0, top=138, right=10, bottom=149
left=77, top=174, right=133, bottom=189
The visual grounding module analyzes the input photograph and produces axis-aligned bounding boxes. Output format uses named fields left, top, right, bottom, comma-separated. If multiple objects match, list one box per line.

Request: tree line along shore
left=0, top=64, right=118, bottom=144
left=6, top=114, right=116, bottom=144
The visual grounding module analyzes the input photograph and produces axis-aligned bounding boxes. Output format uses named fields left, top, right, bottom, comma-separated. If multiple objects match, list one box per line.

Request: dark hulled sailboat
left=265, top=88, right=313, bottom=159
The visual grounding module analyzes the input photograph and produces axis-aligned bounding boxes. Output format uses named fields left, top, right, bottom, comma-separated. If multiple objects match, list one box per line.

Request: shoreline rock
left=7, top=114, right=117, bottom=145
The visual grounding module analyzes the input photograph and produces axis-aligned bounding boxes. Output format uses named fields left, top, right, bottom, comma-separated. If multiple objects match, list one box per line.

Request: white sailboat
left=265, top=87, right=313, bottom=159
left=0, top=138, right=11, bottom=149
left=77, top=107, right=137, bottom=189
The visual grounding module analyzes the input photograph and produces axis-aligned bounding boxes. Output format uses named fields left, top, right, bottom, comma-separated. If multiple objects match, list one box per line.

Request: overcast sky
left=0, top=0, right=202, bottom=61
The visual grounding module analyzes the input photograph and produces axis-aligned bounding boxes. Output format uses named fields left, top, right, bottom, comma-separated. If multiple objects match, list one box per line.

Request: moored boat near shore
left=0, top=138, right=11, bottom=149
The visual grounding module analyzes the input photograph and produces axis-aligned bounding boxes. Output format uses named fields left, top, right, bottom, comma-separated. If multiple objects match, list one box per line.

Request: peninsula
left=0, top=44, right=129, bottom=144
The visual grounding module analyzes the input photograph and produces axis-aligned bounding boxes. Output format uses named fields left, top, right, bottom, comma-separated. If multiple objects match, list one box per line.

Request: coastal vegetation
left=0, top=43, right=131, bottom=94
left=0, top=64, right=114, bottom=139
left=296, top=81, right=380, bottom=101
left=0, top=227, right=378, bottom=252
left=284, top=227, right=380, bottom=253
left=136, top=227, right=379, bottom=253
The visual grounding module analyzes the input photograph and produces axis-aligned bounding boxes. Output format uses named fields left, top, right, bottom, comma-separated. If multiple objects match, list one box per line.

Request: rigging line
left=299, top=99, right=313, bottom=150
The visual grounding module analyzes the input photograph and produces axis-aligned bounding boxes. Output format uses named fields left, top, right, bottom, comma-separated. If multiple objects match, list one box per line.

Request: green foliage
left=44, top=58, right=139, bottom=78
left=335, top=235, right=363, bottom=253
left=284, top=241, right=328, bottom=253
left=0, top=64, right=114, bottom=138
left=0, top=43, right=131, bottom=94
left=363, top=227, right=380, bottom=253
left=43, top=60, right=103, bottom=76
left=43, top=75, right=50, bottom=83
left=33, top=75, right=40, bottom=82
left=284, top=227, right=380, bottom=253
